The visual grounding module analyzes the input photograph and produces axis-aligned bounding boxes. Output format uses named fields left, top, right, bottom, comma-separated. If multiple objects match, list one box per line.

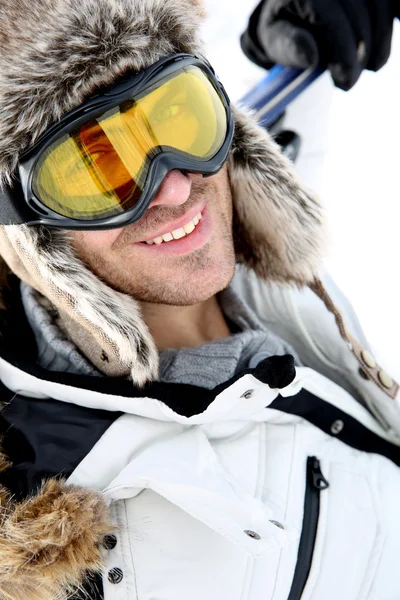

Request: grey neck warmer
left=20, top=279, right=301, bottom=389
left=158, top=284, right=301, bottom=387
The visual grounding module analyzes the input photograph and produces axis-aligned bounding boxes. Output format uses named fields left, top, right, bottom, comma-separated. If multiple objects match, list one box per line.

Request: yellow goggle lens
left=32, top=66, right=227, bottom=220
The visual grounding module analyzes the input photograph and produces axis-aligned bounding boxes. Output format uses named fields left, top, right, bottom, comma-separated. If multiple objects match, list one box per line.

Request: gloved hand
left=241, top=0, right=397, bottom=90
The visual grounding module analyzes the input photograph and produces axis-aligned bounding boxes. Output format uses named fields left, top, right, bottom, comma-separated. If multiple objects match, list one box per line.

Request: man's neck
left=139, top=294, right=231, bottom=351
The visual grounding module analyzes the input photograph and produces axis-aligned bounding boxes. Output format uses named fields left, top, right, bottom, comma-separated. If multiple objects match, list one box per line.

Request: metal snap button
left=241, top=389, right=254, bottom=399
left=361, top=349, right=376, bottom=369
left=357, top=40, right=366, bottom=62
left=269, top=520, right=284, bottom=529
left=102, top=534, right=117, bottom=550
left=378, top=370, right=394, bottom=389
left=244, top=529, right=261, bottom=540
left=331, top=419, right=344, bottom=435
left=358, top=367, right=370, bottom=380
left=108, top=567, right=124, bottom=584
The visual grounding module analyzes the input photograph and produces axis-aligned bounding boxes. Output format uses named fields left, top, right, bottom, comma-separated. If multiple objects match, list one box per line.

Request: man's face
left=69, top=166, right=236, bottom=306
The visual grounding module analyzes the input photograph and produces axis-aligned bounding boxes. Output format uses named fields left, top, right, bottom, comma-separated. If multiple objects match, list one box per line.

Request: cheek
left=71, top=228, right=122, bottom=255
left=214, top=167, right=233, bottom=217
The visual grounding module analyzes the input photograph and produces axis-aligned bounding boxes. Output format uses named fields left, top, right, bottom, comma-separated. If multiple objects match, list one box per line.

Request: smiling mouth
left=140, top=212, right=203, bottom=245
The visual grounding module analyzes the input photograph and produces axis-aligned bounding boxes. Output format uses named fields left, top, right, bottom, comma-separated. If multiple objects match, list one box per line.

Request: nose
left=149, top=170, right=199, bottom=208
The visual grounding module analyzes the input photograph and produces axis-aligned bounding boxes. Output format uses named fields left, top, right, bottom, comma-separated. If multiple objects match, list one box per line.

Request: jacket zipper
left=287, top=456, right=329, bottom=600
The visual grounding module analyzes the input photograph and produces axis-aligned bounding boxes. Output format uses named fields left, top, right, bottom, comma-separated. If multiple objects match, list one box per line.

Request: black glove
left=241, top=0, right=397, bottom=90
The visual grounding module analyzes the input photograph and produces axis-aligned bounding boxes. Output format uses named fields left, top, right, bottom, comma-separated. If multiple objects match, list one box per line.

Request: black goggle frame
left=2, top=54, right=234, bottom=230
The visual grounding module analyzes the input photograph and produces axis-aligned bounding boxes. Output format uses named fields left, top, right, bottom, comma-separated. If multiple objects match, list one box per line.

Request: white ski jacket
left=0, top=267, right=399, bottom=600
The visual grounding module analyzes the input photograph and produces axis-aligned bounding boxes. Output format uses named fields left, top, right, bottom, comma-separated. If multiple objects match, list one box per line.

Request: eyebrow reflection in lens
left=75, top=121, right=139, bottom=206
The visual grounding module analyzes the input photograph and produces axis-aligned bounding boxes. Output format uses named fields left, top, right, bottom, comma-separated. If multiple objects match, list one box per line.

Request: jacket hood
left=0, top=0, right=327, bottom=386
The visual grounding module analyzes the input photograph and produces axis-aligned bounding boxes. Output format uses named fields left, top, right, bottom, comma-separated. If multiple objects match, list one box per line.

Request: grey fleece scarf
left=21, top=279, right=301, bottom=389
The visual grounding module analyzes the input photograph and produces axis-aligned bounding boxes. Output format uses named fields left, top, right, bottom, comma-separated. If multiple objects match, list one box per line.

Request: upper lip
left=138, top=203, right=206, bottom=243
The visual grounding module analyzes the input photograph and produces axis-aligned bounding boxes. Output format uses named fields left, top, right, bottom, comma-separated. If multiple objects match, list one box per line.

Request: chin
left=143, top=257, right=236, bottom=306
left=178, top=275, right=234, bottom=305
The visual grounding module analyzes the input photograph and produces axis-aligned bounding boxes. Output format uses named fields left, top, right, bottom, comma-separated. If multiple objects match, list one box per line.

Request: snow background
left=201, top=3, right=400, bottom=380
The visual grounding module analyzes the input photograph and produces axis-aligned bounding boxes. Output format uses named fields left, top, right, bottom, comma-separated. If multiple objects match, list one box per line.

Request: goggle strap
left=0, top=182, right=27, bottom=225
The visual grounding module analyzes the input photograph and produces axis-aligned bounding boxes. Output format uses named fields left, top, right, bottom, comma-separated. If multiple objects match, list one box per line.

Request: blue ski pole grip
left=240, top=65, right=324, bottom=128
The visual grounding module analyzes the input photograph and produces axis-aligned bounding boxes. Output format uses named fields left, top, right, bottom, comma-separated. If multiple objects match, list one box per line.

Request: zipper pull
left=308, top=456, right=329, bottom=490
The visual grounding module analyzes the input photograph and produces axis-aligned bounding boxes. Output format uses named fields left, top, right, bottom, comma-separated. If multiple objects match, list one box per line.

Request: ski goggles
left=13, top=54, right=234, bottom=230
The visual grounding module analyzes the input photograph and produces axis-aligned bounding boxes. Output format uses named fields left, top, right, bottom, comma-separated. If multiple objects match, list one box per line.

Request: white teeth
left=183, top=221, right=195, bottom=234
left=144, top=211, right=203, bottom=245
left=172, top=227, right=186, bottom=240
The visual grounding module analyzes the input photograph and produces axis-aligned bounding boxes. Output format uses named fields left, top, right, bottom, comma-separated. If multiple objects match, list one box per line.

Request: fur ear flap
left=229, top=104, right=328, bottom=286
left=188, top=0, right=207, bottom=17
left=0, top=225, right=159, bottom=386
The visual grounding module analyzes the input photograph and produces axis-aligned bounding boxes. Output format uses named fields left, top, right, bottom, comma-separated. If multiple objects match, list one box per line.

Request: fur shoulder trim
left=0, top=444, right=113, bottom=600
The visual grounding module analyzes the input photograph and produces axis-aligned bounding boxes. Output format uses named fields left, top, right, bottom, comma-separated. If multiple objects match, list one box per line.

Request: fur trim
left=0, top=0, right=205, bottom=185
left=229, top=104, right=328, bottom=285
left=0, top=459, right=113, bottom=600
left=0, top=443, right=12, bottom=475
left=1, top=225, right=159, bottom=386
left=0, top=440, right=13, bottom=510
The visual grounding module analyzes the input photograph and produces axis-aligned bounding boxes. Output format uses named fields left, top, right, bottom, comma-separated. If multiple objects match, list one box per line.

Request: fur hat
left=0, top=0, right=327, bottom=386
